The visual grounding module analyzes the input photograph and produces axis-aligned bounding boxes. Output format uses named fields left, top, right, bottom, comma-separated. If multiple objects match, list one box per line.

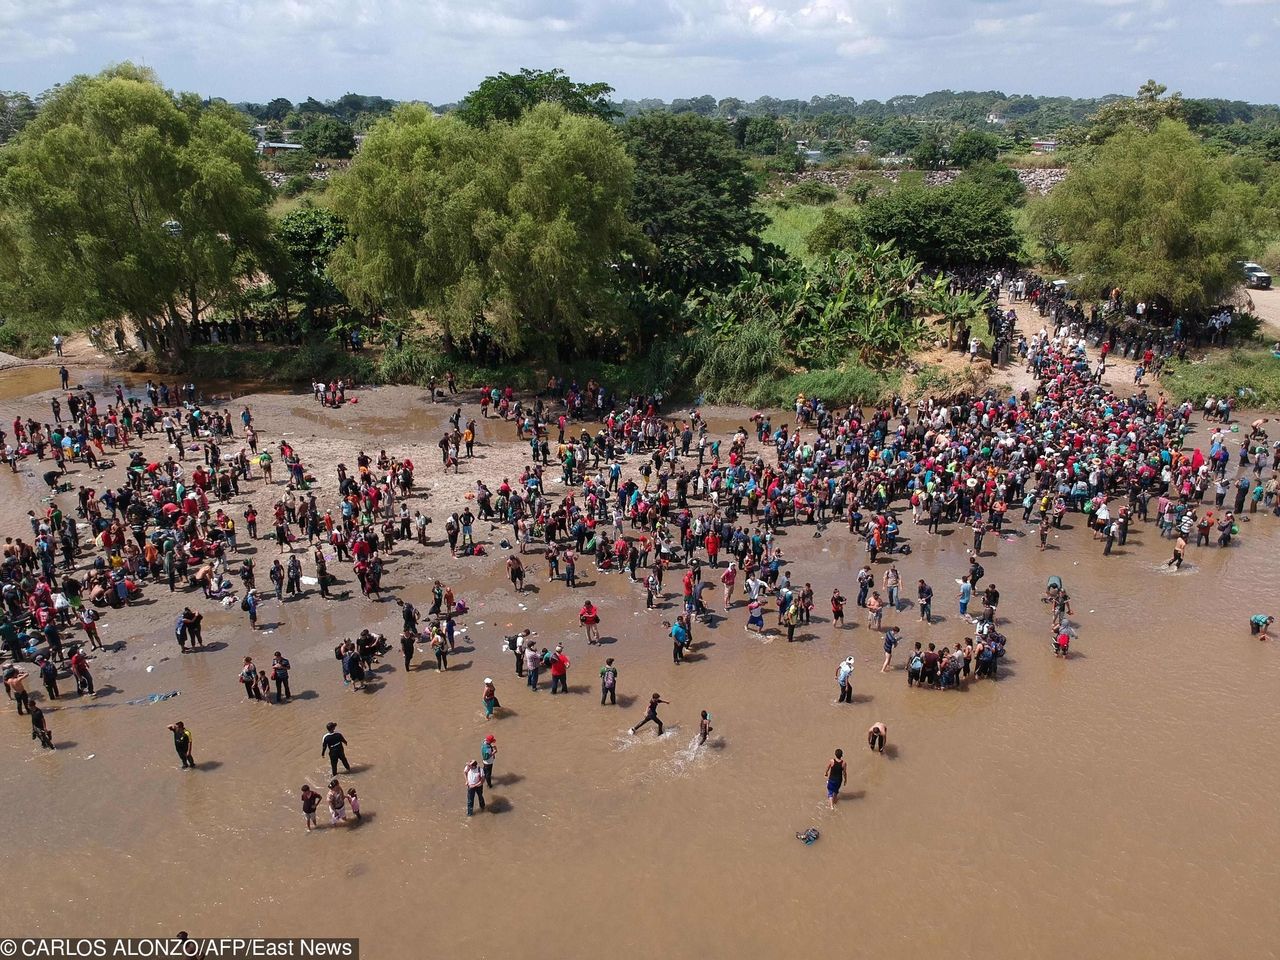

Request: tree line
left=0, top=65, right=1276, bottom=396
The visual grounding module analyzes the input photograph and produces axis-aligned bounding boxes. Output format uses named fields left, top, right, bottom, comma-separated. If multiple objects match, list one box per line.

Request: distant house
left=257, top=141, right=305, bottom=157
left=1031, top=139, right=1059, bottom=154
left=986, top=113, right=1007, bottom=126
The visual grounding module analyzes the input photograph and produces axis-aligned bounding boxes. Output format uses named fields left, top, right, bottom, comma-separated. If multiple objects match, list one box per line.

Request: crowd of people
left=4, top=279, right=1278, bottom=822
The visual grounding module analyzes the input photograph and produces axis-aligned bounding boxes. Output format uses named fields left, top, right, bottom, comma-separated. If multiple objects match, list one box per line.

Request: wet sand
left=2, top=370, right=1279, bottom=960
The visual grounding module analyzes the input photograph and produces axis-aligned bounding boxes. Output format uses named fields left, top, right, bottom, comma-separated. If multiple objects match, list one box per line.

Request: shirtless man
left=867, top=722, right=887, bottom=754
left=4, top=668, right=31, bottom=715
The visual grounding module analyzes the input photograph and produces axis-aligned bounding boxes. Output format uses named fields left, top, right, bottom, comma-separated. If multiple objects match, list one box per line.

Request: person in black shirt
left=321, top=722, right=350, bottom=775
left=169, top=721, right=195, bottom=768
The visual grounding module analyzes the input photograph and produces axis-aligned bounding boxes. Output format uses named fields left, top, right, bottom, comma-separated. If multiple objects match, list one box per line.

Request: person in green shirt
left=599, top=657, right=618, bottom=705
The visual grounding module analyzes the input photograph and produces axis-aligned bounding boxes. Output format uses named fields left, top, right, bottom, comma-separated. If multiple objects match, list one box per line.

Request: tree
left=1030, top=120, right=1253, bottom=313
left=300, top=116, right=356, bottom=158
left=0, top=90, right=39, bottom=144
left=948, top=130, right=1001, bottom=168
left=912, top=130, right=947, bottom=169
left=262, top=97, right=294, bottom=121
left=808, top=183, right=1021, bottom=268
left=329, top=103, right=640, bottom=358
left=275, top=206, right=347, bottom=321
left=0, top=64, right=274, bottom=358
left=620, top=112, right=764, bottom=294
left=455, top=68, right=617, bottom=127
left=1077, top=80, right=1184, bottom=145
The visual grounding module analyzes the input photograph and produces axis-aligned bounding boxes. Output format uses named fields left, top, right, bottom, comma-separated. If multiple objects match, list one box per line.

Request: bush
left=847, top=179, right=874, bottom=204
left=744, top=366, right=899, bottom=408
left=0, top=318, right=61, bottom=358
left=786, top=180, right=839, bottom=206
left=281, top=174, right=314, bottom=197
left=1161, top=349, right=1280, bottom=407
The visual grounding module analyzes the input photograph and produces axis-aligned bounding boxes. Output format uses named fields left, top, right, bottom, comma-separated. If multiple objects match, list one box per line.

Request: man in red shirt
left=579, top=601, right=601, bottom=644
left=549, top=644, right=570, bottom=695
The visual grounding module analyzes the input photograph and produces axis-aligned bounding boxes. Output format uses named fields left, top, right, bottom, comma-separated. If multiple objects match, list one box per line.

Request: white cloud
left=0, top=0, right=1275, bottom=104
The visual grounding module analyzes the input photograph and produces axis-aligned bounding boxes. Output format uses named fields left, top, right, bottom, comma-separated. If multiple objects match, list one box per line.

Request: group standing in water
left=4, top=295, right=1278, bottom=831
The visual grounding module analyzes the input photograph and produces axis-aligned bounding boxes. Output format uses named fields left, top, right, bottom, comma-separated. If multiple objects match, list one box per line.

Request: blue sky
left=2, top=0, right=1277, bottom=104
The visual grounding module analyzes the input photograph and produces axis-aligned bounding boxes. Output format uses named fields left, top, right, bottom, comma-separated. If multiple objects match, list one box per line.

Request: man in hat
left=480, top=733, right=497, bottom=788
left=837, top=656, right=855, bottom=703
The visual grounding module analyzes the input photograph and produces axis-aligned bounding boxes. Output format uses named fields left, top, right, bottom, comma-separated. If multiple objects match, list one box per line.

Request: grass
left=744, top=365, right=901, bottom=408
left=1161, top=349, right=1280, bottom=408
left=760, top=202, right=829, bottom=260
left=0, top=317, right=61, bottom=358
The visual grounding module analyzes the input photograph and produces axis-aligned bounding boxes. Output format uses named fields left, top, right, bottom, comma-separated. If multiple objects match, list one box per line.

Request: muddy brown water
left=1, top=367, right=1278, bottom=959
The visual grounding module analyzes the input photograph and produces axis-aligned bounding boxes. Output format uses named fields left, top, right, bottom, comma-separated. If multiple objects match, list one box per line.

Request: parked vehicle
left=1240, top=261, right=1272, bottom=290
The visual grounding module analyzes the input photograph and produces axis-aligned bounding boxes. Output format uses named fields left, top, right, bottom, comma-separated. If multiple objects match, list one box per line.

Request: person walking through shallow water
left=631, top=693, right=668, bottom=736
left=825, top=748, right=847, bottom=810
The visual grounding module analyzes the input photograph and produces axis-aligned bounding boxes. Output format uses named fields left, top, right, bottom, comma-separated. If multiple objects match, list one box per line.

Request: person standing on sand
left=548, top=645, right=570, bottom=695
left=169, top=721, right=195, bottom=769
left=579, top=600, right=601, bottom=644
left=825, top=749, right=848, bottom=810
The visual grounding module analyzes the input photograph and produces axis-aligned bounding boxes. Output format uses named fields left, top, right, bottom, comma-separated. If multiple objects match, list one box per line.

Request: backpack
left=603, top=669, right=615, bottom=689
left=909, top=654, right=924, bottom=672
left=973, top=563, right=985, bottom=580
left=240, top=596, right=250, bottom=612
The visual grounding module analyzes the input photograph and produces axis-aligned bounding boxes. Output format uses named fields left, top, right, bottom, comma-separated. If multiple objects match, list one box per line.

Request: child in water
left=300, top=785, right=320, bottom=831
left=699, top=710, right=713, bottom=746
left=347, top=787, right=362, bottom=822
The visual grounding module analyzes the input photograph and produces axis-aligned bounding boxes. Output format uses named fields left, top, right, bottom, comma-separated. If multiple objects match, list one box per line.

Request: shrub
left=786, top=180, right=839, bottom=206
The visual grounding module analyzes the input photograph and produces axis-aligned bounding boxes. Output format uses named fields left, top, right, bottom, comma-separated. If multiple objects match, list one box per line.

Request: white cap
left=483, top=677, right=493, bottom=684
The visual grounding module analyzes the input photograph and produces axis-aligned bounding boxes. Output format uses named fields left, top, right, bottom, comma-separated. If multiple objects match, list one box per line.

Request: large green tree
left=620, top=111, right=764, bottom=294
left=455, top=68, right=617, bottom=127
left=0, top=64, right=274, bottom=357
left=809, top=182, right=1020, bottom=268
left=1031, top=120, right=1253, bottom=311
left=329, top=102, right=640, bottom=358
left=275, top=206, right=348, bottom=321
left=300, top=116, right=356, bottom=158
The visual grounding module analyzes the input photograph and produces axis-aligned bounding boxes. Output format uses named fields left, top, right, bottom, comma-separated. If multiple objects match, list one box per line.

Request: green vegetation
left=1161, top=350, right=1280, bottom=408
left=0, top=64, right=274, bottom=360
left=299, top=116, right=356, bottom=158
left=328, top=101, right=640, bottom=359
left=7, top=65, right=1280, bottom=410
left=1030, top=120, right=1254, bottom=311
left=620, top=111, right=765, bottom=295
left=808, top=181, right=1020, bottom=268
left=760, top=202, right=829, bottom=259
left=455, top=68, right=617, bottom=127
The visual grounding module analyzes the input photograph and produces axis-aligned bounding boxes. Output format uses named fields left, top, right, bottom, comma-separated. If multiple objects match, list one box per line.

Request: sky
left=2, top=0, right=1278, bottom=105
